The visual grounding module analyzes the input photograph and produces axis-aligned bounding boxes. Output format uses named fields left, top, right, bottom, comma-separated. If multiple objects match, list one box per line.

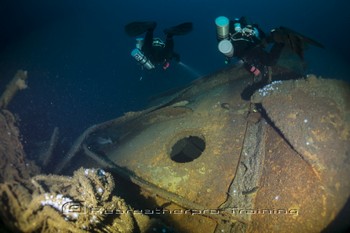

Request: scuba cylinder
left=215, top=16, right=230, bottom=39
left=218, top=39, right=234, bottom=57
left=131, top=48, right=155, bottom=70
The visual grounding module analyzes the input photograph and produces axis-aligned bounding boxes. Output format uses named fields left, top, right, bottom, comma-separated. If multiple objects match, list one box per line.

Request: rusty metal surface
left=250, top=76, right=350, bottom=232
left=248, top=125, right=327, bottom=233
left=84, top=68, right=350, bottom=232
left=102, top=69, right=251, bottom=209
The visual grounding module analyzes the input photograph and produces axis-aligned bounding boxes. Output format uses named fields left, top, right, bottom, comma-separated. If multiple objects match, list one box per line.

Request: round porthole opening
left=170, top=135, right=205, bottom=163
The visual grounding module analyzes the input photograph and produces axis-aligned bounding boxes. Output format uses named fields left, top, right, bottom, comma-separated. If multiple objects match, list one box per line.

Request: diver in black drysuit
left=125, top=21, right=193, bottom=70
left=229, top=18, right=282, bottom=74
left=142, top=23, right=178, bottom=67
left=215, top=16, right=324, bottom=99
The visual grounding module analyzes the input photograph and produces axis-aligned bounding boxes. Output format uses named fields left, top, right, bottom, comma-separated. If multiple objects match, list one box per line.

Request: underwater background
left=0, top=0, right=349, bottom=157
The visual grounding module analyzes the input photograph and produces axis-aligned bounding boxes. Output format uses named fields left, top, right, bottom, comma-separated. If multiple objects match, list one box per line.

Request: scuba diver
left=125, top=21, right=193, bottom=71
left=214, top=16, right=324, bottom=99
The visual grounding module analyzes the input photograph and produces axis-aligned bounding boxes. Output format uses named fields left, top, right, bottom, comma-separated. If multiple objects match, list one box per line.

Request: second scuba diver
left=215, top=17, right=324, bottom=75
left=125, top=21, right=193, bottom=71
left=214, top=16, right=325, bottom=99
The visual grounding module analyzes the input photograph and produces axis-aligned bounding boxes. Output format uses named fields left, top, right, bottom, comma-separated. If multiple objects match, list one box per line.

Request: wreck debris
left=220, top=118, right=266, bottom=223
left=54, top=95, right=194, bottom=174
left=0, top=105, right=150, bottom=232
left=0, top=109, right=39, bottom=184
left=1, top=63, right=350, bottom=232
left=41, top=127, right=59, bottom=167
left=54, top=124, right=99, bottom=174
left=0, top=70, right=28, bottom=108
left=54, top=109, right=152, bottom=174
left=83, top=144, right=115, bottom=169
left=0, top=167, right=141, bottom=232
left=79, top=67, right=350, bottom=232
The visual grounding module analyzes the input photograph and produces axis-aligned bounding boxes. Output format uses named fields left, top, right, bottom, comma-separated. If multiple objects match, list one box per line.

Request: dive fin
left=279, top=27, right=325, bottom=48
left=124, top=21, right=157, bottom=37
left=164, top=22, right=193, bottom=36
left=271, top=26, right=324, bottom=59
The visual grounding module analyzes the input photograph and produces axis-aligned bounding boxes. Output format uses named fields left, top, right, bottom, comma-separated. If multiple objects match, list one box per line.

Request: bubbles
left=258, top=80, right=282, bottom=97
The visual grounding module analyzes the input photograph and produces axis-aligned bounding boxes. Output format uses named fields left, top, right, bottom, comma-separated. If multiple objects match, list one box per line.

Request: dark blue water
left=0, top=0, right=349, bottom=151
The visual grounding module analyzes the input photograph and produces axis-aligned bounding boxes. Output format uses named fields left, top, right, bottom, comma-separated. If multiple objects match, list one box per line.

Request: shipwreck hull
left=84, top=66, right=350, bottom=232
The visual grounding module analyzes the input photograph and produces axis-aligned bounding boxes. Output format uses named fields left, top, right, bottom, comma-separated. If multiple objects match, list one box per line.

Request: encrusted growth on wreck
left=0, top=75, right=151, bottom=232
